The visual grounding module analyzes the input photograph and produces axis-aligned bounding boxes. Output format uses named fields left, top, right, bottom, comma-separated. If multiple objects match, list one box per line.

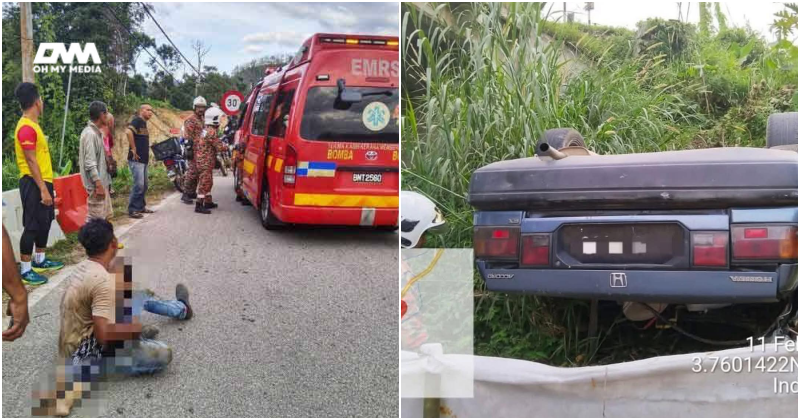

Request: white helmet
left=204, top=107, right=224, bottom=126
left=193, top=96, right=208, bottom=108
left=210, top=102, right=219, bottom=108
left=400, top=191, right=446, bottom=248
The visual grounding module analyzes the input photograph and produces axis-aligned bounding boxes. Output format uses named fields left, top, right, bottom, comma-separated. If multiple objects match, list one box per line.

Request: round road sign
left=221, top=90, right=245, bottom=115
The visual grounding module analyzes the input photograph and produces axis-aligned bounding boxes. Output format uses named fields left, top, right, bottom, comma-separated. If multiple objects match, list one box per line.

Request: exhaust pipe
left=538, top=142, right=568, bottom=160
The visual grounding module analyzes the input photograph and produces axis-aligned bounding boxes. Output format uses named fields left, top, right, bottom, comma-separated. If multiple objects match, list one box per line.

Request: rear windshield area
left=299, top=86, right=398, bottom=143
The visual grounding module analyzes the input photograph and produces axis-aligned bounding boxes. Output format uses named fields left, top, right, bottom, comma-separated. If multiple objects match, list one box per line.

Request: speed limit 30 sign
left=221, top=90, right=245, bottom=115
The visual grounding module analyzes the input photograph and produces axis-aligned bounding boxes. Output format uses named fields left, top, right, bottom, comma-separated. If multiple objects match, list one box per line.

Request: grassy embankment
left=401, top=2, right=798, bottom=365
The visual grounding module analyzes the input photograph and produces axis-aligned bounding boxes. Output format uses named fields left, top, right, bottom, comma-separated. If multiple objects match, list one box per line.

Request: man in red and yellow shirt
left=13, top=82, right=64, bottom=285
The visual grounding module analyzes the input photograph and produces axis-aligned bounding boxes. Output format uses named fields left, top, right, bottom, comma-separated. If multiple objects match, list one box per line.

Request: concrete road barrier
left=2, top=189, right=66, bottom=260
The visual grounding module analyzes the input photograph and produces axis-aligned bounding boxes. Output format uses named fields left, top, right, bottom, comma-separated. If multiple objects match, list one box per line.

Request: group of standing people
left=5, top=82, right=223, bottom=290
left=5, top=81, right=155, bottom=288
left=180, top=96, right=226, bottom=214
left=77, top=98, right=157, bottom=226
left=80, top=98, right=156, bottom=222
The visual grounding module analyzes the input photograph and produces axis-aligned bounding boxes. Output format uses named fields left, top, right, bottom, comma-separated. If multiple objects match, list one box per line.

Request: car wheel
left=767, top=112, right=798, bottom=148
left=536, top=128, right=586, bottom=151
left=259, top=182, right=284, bottom=230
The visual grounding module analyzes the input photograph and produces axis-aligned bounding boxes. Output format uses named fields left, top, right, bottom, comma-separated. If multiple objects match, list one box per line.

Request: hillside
left=108, top=108, right=192, bottom=165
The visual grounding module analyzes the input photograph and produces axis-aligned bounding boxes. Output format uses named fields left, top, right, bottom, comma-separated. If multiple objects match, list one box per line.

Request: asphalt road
left=2, top=175, right=399, bottom=417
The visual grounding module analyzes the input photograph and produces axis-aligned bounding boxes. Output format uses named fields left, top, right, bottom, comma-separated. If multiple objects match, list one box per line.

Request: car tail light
left=521, top=234, right=550, bottom=266
left=474, top=227, right=520, bottom=259
left=692, top=231, right=728, bottom=267
left=283, top=146, right=297, bottom=186
left=732, top=226, right=798, bottom=261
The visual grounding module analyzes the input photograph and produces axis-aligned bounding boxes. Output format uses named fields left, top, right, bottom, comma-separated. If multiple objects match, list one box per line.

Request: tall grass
left=402, top=3, right=699, bottom=248
left=401, top=2, right=797, bottom=365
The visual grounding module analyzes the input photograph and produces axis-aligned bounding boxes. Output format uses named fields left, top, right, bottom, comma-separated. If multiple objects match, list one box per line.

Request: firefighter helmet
left=204, top=106, right=224, bottom=126
left=193, top=96, right=208, bottom=108
left=400, top=191, right=446, bottom=248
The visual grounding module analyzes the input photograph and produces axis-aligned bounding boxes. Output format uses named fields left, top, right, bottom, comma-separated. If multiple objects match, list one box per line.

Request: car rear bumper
left=477, top=261, right=798, bottom=303
left=274, top=203, right=398, bottom=227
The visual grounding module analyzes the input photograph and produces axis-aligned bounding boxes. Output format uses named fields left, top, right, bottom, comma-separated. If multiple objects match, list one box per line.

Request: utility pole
left=191, top=39, right=210, bottom=97
left=584, top=2, right=594, bottom=25
left=563, top=2, right=567, bottom=22
left=20, top=2, right=35, bottom=83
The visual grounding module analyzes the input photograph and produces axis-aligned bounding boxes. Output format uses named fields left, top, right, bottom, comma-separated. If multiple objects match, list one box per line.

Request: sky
left=136, top=2, right=399, bottom=77
left=135, top=2, right=789, bottom=78
left=559, top=2, right=788, bottom=42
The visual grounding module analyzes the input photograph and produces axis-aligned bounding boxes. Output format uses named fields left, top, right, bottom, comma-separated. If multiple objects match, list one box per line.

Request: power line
left=103, top=4, right=176, bottom=78
left=139, top=2, right=203, bottom=79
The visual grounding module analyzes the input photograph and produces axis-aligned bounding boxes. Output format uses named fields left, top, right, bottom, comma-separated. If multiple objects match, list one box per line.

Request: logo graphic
left=351, top=59, right=399, bottom=78
left=362, top=102, right=390, bottom=132
left=365, top=150, right=378, bottom=160
left=33, top=43, right=102, bottom=74
left=610, top=272, right=627, bottom=288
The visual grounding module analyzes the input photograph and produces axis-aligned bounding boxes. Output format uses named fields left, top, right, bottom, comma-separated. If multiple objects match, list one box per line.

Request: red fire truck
left=232, top=33, right=399, bottom=229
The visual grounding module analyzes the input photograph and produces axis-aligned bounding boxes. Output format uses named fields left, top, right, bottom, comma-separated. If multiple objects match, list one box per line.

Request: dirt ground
left=108, top=107, right=192, bottom=164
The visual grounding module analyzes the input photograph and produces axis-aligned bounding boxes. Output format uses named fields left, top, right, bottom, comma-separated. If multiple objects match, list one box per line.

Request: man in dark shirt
left=126, top=104, right=154, bottom=218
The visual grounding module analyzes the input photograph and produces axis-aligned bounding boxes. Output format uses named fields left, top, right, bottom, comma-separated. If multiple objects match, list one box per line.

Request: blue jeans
left=66, top=294, right=187, bottom=380
left=115, top=338, right=174, bottom=375
left=116, top=292, right=187, bottom=375
left=66, top=338, right=173, bottom=378
left=142, top=297, right=188, bottom=320
left=127, top=160, right=148, bottom=214
left=114, top=294, right=186, bottom=375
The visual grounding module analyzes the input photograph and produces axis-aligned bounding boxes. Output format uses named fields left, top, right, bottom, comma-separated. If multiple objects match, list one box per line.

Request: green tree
left=771, top=3, right=798, bottom=40
left=714, top=3, right=728, bottom=33
left=698, top=2, right=713, bottom=37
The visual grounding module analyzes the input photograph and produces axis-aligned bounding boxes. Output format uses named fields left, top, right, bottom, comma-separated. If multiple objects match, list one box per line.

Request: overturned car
left=469, top=113, right=798, bottom=332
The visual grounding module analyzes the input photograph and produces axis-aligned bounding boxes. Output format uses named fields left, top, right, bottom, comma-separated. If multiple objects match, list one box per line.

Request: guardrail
left=401, top=344, right=797, bottom=417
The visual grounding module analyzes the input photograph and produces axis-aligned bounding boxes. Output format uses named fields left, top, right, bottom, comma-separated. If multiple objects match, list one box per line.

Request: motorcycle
left=152, top=136, right=188, bottom=192
left=215, top=120, right=237, bottom=177
left=214, top=144, right=231, bottom=176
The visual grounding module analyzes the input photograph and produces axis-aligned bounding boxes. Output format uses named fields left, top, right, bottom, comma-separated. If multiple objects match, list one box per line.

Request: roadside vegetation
left=401, top=2, right=798, bottom=366
left=2, top=3, right=189, bottom=298
left=2, top=2, right=290, bottom=189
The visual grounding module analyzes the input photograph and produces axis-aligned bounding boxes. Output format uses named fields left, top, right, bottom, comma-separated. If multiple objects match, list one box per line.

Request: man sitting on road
left=46, top=218, right=195, bottom=415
